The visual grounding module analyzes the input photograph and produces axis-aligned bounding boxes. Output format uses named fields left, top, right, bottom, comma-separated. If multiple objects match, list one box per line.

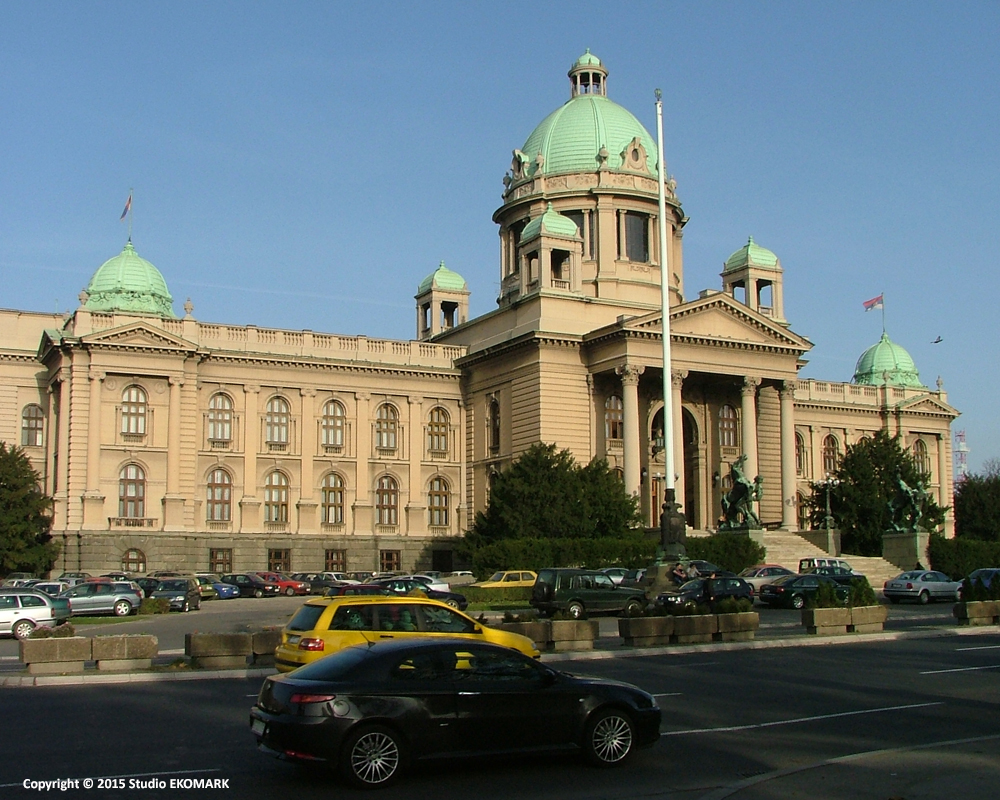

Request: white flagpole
left=655, top=90, right=675, bottom=493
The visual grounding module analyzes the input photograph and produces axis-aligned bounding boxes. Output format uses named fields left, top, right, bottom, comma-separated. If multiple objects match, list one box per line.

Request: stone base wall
left=882, top=532, right=930, bottom=571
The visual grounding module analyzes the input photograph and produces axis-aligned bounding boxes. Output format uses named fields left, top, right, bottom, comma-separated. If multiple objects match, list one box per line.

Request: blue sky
left=2, top=2, right=997, bottom=471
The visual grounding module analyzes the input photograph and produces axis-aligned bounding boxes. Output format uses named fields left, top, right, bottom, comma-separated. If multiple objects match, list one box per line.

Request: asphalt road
left=2, top=631, right=998, bottom=799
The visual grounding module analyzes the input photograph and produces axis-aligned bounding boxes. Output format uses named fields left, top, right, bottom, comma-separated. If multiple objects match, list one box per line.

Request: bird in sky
left=931, top=336, right=943, bottom=343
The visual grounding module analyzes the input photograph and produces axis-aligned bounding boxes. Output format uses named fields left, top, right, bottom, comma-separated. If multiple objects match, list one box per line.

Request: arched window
left=376, top=475, right=399, bottom=525
left=605, top=395, right=624, bottom=441
left=121, top=386, right=147, bottom=435
left=119, top=464, right=146, bottom=518
left=265, top=397, right=290, bottom=444
left=208, top=393, right=233, bottom=443
left=206, top=468, right=232, bottom=521
left=322, top=400, right=345, bottom=448
left=795, top=432, right=807, bottom=477
left=321, top=473, right=345, bottom=525
left=427, top=407, right=450, bottom=453
left=428, top=476, right=449, bottom=527
left=822, top=435, right=840, bottom=477
left=912, top=439, right=931, bottom=476
left=375, top=404, right=398, bottom=450
left=613, top=466, right=625, bottom=483
left=121, top=548, right=146, bottom=573
left=21, top=404, right=44, bottom=447
left=719, top=404, right=738, bottom=448
left=264, top=471, right=289, bottom=523
left=488, top=398, right=500, bottom=453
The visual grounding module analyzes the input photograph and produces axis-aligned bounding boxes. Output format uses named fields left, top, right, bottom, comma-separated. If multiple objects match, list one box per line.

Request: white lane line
left=662, top=701, right=942, bottom=736
left=921, top=664, right=1000, bottom=675
left=0, top=768, right=221, bottom=789
left=955, top=644, right=1000, bottom=651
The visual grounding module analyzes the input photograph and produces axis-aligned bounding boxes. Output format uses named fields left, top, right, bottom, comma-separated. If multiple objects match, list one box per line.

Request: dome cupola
left=83, top=240, right=176, bottom=318
left=853, top=332, right=925, bottom=388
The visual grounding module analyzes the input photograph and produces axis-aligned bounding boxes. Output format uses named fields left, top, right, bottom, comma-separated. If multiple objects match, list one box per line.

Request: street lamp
left=816, top=476, right=840, bottom=533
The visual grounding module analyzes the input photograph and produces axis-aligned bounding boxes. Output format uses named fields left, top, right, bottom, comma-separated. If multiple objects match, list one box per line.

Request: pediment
left=82, top=323, right=196, bottom=353
left=896, top=394, right=960, bottom=417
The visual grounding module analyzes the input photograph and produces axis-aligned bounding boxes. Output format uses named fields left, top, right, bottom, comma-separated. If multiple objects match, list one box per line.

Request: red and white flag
left=863, top=293, right=884, bottom=312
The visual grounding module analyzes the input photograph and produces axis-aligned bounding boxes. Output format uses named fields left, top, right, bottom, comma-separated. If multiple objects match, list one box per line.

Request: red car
left=254, top=572, right=310, bottom=596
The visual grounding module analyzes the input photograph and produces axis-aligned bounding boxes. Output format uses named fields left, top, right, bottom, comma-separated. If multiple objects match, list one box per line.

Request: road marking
left=0, top=768, right=221, bottom=789
left=921, top=664, right=1000, bottom=674
left=956, top=644, right=1000, bottom=652
left=662, top=701, right=942, bottom=736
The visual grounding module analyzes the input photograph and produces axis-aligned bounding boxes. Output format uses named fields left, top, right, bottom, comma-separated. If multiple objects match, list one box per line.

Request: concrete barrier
left=19, top=637, right=92, bottom=675
left=92, top=635, right=158, bottom=671
left=185, top=632, right=252, bottom=668
left=251, top=630, right=282, bottom=666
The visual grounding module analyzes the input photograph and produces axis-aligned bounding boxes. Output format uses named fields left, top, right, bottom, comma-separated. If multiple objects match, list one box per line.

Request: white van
left=799, top=557, right=852, bottom=573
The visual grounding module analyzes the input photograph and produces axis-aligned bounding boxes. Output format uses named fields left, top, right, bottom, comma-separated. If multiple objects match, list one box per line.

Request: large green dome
left=84, top=241, right=176, bottom=318
left=853, top=332, right=925, bottom=388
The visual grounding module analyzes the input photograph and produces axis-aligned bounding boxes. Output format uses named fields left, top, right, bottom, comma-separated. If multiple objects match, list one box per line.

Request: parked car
left=738, top=565, right=795, bottom=596
left=58, top=572, right=91, bottom=584
left=530, top=568, right=647, bottom=619
left=274, top=595, right=539, bottom=673
left=151, top=578, right=202, bottom=612
left=4, top=572, right=35, bottom=581
left=100, top=572, right=132, bottom=582
left=622, top=568, right=647, bottom=585
left=963, top=568, right=1000, bottom=597
left=687, top=560, right=735, bottom=578
left=600, top=568, right=631, bottom=586
left=290, top=573, right=345, bottom=593
left=657, top=576, right=754, bottom=610
left=134, top=577, right=161, bottom=598
left=193, top=575, right=220, bottom=601
left=30, top=581, right=70, bottom=597
left=253, top=639, right=661, bottom=787
left=324, top=584, right=395, bottom=598
left=474, top=570, right=538, bottom=589
left=758, top=574, right=849, bottom=609
left=212, top=580, right=241, bottom=599
left=255, top=572, right=310, bottom=596
left=58, top=581, right=141, bottom=616
left=804, top=565, right=866, bottom=586
left=883, top=570, right=962, bottom=604
left=349, top=571, right=374, bottom=582
left=219, top=573, right=280, bottom=598
left=320, top=572, right=360, bottom=585
left=369, top=577, right=468, bottom=610
left=399, top=574, right=451, bottom=592
left=0, top=590, right=71, bottom=639
left=798, top=557, right=853, bottom=573
left=148, top=571, right=186, bottom=578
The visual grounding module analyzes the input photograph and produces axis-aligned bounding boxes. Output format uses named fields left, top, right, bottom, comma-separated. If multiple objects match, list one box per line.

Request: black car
left=657, top=576, right=753, bottom=610
left=369, top=577, right=468, bottom=611
left=804, top=566, right=865, bottom=586
left=134, top=577, right=161, bottom=598
left=531, top=568, right=647, bottom=618
left=220, top=573, right=280, bottom=598
left=324, top=584, right=395, bottom=598
left=758, top=574, right=849, bottom=609
left=151, top=578, right=202, bottom=612
left=250, top=639, right=660, bottom=788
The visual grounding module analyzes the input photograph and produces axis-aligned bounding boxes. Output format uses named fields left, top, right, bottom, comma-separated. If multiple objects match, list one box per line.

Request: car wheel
left=340, top=724, right=404, bottom=789
left=12, top=619, right=35, bottom=640
left=624, top=599, right=643, bottom=617
left=918, top=590, right=930, bottom=605
left=791, top=594, right=805, bottom=610
left=254, top=589, right=264, bottom=598
left=285, top=587, right=295, bottom=596
left=113, top=600, right=132, bottom=617
left=182, top=600, right=190, bottom=612
left=445, top=598, right=460, bottom=609
left=583, top=708, right=635, bottom=767
left=567, top=601, right=585, bottom=619
left=195, top=599, right=201, bottom=611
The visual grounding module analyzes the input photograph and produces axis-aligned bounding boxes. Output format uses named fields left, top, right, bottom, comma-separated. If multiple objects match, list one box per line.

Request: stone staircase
left=757, top=530, right=903, bottom=589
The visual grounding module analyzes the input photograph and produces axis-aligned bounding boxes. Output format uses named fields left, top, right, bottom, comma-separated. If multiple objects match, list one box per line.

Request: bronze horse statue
left=719, top=454, right=763, bottom=530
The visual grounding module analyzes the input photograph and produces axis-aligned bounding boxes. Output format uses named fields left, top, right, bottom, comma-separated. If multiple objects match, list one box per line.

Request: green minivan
left=530, top=568, right=647, bottom=619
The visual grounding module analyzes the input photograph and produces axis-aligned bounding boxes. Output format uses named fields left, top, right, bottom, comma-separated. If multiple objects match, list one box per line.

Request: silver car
left=59, top=581, right=142, bottom=616
left=0, top=590, right=72, bottom=639
left=883, top=570, right=961, bottom=604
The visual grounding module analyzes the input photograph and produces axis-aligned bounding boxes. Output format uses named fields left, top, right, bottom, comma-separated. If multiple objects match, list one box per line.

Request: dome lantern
left=569, top=49, right=608, bottom=98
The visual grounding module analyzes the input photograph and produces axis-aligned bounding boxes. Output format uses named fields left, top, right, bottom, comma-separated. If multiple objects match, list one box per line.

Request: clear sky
left=2, top=2, right=997, bottom=471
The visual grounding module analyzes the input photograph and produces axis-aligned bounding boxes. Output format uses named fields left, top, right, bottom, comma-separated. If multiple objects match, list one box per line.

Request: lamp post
left=817, top=476, right=840, bottom=533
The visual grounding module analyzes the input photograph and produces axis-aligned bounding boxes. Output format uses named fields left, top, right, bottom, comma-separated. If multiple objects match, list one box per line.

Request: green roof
left=417, top=261, right=467, bottom=295
left=724, top=236, right=780, bottom=273
left=853, top=332, right=926, bottom=388
left=521, top=203, right=581, bottom=240
left=84, top=241, right=176, bottom=317
left=574, top=49, right=602, bottom=67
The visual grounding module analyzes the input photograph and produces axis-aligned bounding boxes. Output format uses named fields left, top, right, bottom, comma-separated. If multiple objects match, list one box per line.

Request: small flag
left=119, top=193, right=132, bottom=221
left=863, top=293, right=884, bottom=312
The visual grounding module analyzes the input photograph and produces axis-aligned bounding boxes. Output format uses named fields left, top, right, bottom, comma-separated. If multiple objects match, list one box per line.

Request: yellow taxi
left=475, top=570, right=538, bottom=589
left=274, top=595, right=539, bottom=672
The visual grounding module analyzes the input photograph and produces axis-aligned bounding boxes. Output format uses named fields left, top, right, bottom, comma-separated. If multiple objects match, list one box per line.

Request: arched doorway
left=682, top=409, right=700, bottom=529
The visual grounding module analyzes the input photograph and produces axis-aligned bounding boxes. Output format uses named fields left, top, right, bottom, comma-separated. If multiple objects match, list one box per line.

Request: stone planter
left=849, top=605, right=888, bottom=633
left=496, top=621, right=551, bottom=651
left=251, top=630, right=282, bottom=666
left=19, top=637, right=92, bottom=675
left=671, top=614, right=717, bottom=644
left=954, top=601, right=1000, bottom=626
left=185, top=632, right=252, bottom=669
left=802, top=605, right=887, bottom=635
left=714, top=611, right=759, bottom=642
left=547, top=619, right=599, bottom=651
left=618, top=615, right=674, bottom=647
left=92, top=634, right=158, bottom=671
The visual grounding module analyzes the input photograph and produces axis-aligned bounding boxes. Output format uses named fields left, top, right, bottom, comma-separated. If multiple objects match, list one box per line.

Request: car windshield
left=287, top=604, right=327, bottom=632
left=771, top=575, right=795, bottom=586
left=292, top=646, right=372, bottom=681
left=738, top=568, right=758, bottom=577
left=679, top=579, right=703, bottom=591
left=487, top=572, right=504, bottom=582
left=159, top=580, right=188, bottom=591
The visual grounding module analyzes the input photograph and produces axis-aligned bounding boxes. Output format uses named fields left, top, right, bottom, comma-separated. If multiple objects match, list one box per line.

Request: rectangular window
left=325, top=549, right=347, bottom=572
left=625, top=212, right=649, bottom=263
left=268, top=548, right=291, bottom=573
left=379, top=549, right=401, bottom=573
left=209, top=548, right=233, bottom=574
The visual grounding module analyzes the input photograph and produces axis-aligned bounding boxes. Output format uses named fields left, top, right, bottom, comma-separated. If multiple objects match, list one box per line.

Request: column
left=297, top=388, right=318, bottom=530
left=740, top=377, right=760, bottom=478
left=240, top=385, right=261, bottom=530
left=162, top=374, right=186, bottom=530
left=53, top=371, right=71, bottom=529
left=353, top=392, right=373, bottom=532
left=85, top=369, right=104, bottom=493
left=671, top=369, right=686, bottom=514
left=779, top=380, right=797, bottom=530
left=616, top=364, right=644, bottom=497
left=937, top=433, right=949, bottom=508
left=406, top=396, right=425, bottom=532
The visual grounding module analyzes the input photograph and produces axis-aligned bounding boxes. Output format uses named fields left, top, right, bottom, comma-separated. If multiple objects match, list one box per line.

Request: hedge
left=469, top=536, right=657, bottom=577
left=685, top=534, right=766, bottom=574
left=928, top=533, right=1000, bottom=580
left=460, top=586, right=533, bottom=604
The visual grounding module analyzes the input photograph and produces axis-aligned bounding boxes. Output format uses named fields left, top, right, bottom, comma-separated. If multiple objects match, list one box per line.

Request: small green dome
left=84, top=241, right=176, bottom=317
left=724, top=236, right=780, bottom=273
left=574, top=48, right=602, bottom=68
left=417, top=261, right=467, bottom=295
left=853, top=332, right=926, bottom=388
left=521, top=203, right=581, bottom=240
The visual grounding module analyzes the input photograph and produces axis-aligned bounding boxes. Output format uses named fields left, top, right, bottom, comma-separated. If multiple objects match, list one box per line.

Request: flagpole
left=128, top=186, right=134, bottom=242
left=881, top=290, right=886, bottom=334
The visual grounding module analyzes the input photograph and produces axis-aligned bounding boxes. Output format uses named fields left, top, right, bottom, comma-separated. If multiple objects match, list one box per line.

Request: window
left=264, top=471, right=289, bottom=523
left=719, top=404, right=738, bottom=448
left=605, top=395, right=624, bottom=441
left=375, top=404, right=398, bottom=450
left=622, top=211, right=649, bottom=262
left=121, top=385, right=147, bottom=435
left=797, top=493, right=809, bottom=530
left=21, top=404, right=44, bottom=447
left=427, top=406, right=449, bottom=453
left=268, top=548, right=291, bottom=573
left=322, top=400, right=345, bottom=448
left=376, top=475, right=399, bottom=525
left=321, top=473, right=345, bottom=524
left=265, top=396, right=289, bottom=445
left=206, top=468, right=232, bottom=521
left=208, top=393, right=233, bottom=443
left=210, top=548, right=233, bottom=573
left=122, top=548, right=146, bottom=573
left=428, top=476, right=449, bottom=527
left=822, top=435, right=840, bottom=476
left=795, top=432, right=807, bottom=477
left=488, top=398, right=500, bottom=453
left=912, top=439, right=931, bottom=476
left=119, top=464, right=146, bottom=518
left=379, top=549, right=401, bottom=573
left=325, top=549, right=347, bottom=572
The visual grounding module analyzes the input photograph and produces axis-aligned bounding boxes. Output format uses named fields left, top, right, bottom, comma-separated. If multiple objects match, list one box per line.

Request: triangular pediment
left=82, top=322, right=197, bottom=353
left=896, top=394, right=960, bottom=417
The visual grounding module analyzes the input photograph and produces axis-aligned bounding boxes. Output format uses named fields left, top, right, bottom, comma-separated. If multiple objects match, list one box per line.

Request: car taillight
left=289, top=693, right=336, bottom=704
left=298, top=638, right=325, bottom=651
left=906, top=583, right=913, bottom=589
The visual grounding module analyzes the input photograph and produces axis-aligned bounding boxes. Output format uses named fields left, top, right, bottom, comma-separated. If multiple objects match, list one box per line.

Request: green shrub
left=961, top=576, right=1000, bottom=602
left=848, top=577, right=878, bottom=607
left=551, top=608, right=587, bottom=620
left=468, top=536, right=657, bottom=577
left=811, top=581, right=845, bottom=609
left=461, top=586, right=532, bottom=604
left=501, top=610, right=539, bottom=623
left=928, top=533, right=1000, bottom=580
left=713, top=597, right=753, bottom=614
left=666, top=601, right=711, bottom=616
left=28, top=623, right=76, bottom=638
left=138, top=598, right=170, bottom=615
left=686, top=534, right=766, bottom=574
